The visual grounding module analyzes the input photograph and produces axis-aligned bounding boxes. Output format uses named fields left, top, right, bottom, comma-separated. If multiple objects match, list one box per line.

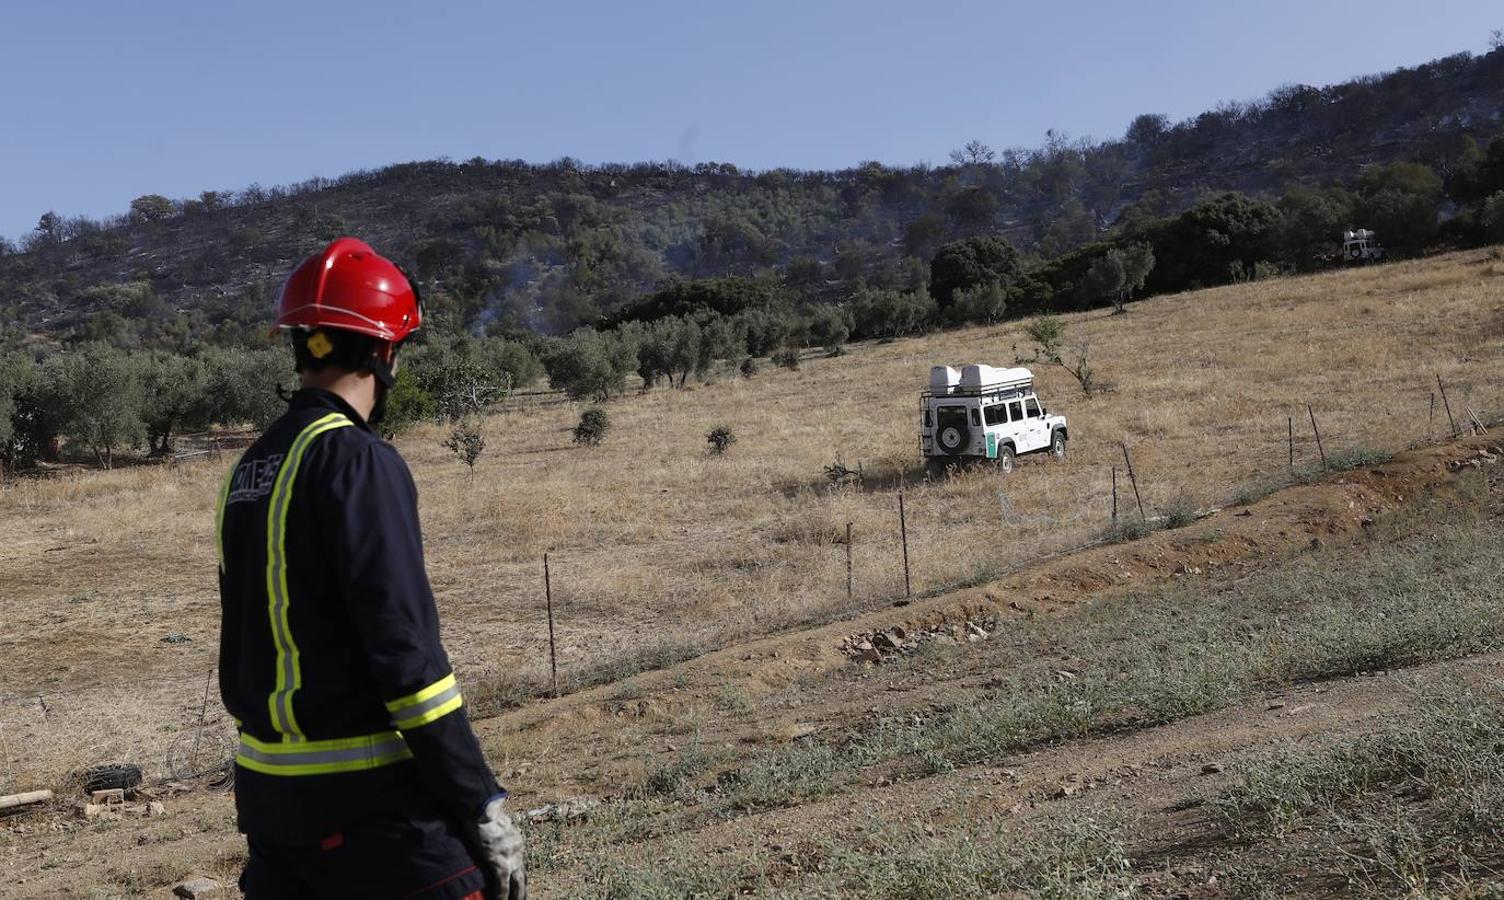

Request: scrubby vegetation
left=5, top=45, right=1504, bottom=357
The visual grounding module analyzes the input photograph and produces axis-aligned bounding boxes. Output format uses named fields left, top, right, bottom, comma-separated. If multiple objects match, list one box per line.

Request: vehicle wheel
left=82, top=763, right=142, bottom=794
left=1049, top=431, right=1067, bottom=460
left=995, top=445, right=1015, bottom=474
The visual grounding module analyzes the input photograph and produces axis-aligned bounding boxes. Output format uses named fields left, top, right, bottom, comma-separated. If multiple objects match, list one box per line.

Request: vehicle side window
left=1025, top=398, right=1041, bottom=418
left=1008, top=401, right=1023, bottom=421
left=983, top=404, right=1004, bottom=425
left=970, top=408, right=981, bottom=426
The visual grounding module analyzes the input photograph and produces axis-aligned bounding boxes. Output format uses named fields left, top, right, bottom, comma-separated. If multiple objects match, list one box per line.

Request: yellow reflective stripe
left=236, top=730, right=413, bottom=776
left=392, top=693, right=464, bottom=731
left=385, top=673, right=464, bottom=730
left=384, top=673, right=457, bottom=712
left=265, top=413, right=353, bottom=740
left=214, top=454, right=242, bottom=573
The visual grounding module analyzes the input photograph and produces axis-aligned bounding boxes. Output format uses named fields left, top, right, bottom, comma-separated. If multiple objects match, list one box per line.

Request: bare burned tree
left=949, top=139, right=997, bottom=166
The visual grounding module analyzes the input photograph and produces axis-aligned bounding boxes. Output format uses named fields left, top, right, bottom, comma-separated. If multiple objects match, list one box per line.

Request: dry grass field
left=1, top=249, right=1504, bottom=897
left=1, top=248, right=1502, bottom=800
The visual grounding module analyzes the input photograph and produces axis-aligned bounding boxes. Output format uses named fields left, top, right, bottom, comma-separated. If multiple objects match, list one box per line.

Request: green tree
left=1138, top=192, right=1281, bottom=293
left=929, top=236, right=1021, bottom=307
left=902, top=213, right=947, bottom=259
left=202, top=347, right=294, bottom=428
left=380, top=367, right=438, bottom=437
left=850, top=288, right=937, bottom=340
left=1276, top=187, right=1354, bottom=270
left=55, top=343, right=145, bottom=468
left=129, top=194, right=177, bottom=223
left=805, top=305, right=852, bottom=354
left=1080, top=250, right=1126, bottom=311
left=950, top=282, right=1009, bottom=325
left=1352, top=162, right=1443, bottom=255
left=1481, top=191, right=1504, bottom=243
left=1117, top=242, right=1156, bottom=311
left=139, top=351, right=207, bottom=455
left=542, top=329, right=633, bottom=401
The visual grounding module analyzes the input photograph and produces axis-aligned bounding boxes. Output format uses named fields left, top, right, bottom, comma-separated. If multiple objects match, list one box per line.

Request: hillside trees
left=929, top=236, right=1021, bottom=306
left=139, top=351, right=207, bottom=454
left=1134, top=192, right=1281, bottom=293
left=542, top=328, right=637, bottom=401
left=1352, top=162, right=1443, bottom=255
left=1276, top=186, right=1355, bottom=270
left=53, top=343, right=145, bottom=469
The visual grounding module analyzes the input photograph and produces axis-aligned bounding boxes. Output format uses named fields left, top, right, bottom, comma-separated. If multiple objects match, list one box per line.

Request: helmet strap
left=363, top=344, right=399, bottom=425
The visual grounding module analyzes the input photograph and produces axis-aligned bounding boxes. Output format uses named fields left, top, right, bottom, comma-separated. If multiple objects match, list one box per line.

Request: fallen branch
left=0, top=789, right=52, bottom=811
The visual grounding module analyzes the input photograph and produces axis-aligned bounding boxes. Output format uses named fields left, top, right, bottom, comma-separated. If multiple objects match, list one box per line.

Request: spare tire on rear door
left=935, top=407, right=970, bottom=455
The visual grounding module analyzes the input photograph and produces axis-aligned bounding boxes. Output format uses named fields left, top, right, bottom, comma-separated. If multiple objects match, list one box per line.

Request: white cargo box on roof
left=959, top=365, right=1032, bottom=393
left=929, top=366, right=962, bottom=394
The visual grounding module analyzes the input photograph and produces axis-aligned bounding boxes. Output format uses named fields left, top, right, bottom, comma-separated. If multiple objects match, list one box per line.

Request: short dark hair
left=289, top=328, right=380, bottom=374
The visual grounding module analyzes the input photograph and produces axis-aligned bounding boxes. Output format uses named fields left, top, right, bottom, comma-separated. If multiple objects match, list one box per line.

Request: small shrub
left=738, top=357, right=759, bottom=379
left=706, top=425, right=736, bottom=455
left=1324, top=446, right=1391, bottom=471
left=442, top=418, right=485, bottom=481
left=772, top=348, right=800, bottom=370
left=1025, top=315, right=1064, bottom=362
left=1161, top=493, right=1198, bottom=529
left=1106, top=517, right=1154, bottom=543
left=572, top=407, right=610, bottom=446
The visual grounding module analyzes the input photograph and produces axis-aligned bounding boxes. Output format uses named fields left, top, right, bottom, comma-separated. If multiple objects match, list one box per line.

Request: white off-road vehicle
left=1342, top=229, right=1385, bottom=263
left=920, top=365, right=1068, bottom=475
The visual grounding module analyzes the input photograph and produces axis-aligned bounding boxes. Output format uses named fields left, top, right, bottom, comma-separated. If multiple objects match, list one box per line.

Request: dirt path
left=527, top=652, right=1504, bottom=897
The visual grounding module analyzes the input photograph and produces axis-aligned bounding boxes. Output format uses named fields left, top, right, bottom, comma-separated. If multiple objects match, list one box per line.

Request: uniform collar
left=290, top=388, right=375, bottom=433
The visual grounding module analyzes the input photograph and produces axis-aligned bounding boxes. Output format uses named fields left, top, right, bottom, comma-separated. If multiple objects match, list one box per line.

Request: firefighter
left=216, top=238, right=525, bottom=899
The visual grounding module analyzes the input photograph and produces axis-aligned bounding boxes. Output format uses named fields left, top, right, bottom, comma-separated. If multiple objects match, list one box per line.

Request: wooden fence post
left=1429, top=392, right=1436, bottom=442
left=1111, top=466, right=1118, bottom=525
left=1307, top=404, right=1327, bottom=469
left=1119, top=443, right=1147, bottom=522
left=544, top=554, right=558, bottom=697
left=845, top=522, right=853, bottom=602
left=1437, top=375, right=1458, bottom=437
left=1288, top=416, right=1295, bottom=474
left=898, top=492, right=912, bottom=598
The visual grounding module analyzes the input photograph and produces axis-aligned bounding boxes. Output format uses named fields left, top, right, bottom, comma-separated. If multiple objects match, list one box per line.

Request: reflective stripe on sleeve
left=236, top=730, right=413, bottom=776
left=384, top=673, right=464, bottom=730
left=265, top=412, right=354, bottom=740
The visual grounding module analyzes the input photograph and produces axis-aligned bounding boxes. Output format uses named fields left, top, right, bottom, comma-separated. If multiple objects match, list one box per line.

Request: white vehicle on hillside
left=1342, top=229, right=1385, bottom=263
left=920, top=365, right=1068, bottom=475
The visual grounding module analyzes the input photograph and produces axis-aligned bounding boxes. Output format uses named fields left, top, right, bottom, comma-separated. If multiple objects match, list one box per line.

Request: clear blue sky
left=1, top=0, right=1498, bottom=241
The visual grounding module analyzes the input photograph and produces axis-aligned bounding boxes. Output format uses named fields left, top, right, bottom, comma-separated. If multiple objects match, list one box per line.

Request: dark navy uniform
left=217, top=389, right=497, bottom=899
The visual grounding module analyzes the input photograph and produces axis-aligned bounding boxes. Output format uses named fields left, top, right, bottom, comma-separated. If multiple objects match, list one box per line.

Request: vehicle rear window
left=983, top=404, right=1005, bottom=425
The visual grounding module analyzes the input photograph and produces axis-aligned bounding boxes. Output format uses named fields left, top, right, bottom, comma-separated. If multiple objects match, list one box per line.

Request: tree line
left=4, top=42, right=1503, bottom=347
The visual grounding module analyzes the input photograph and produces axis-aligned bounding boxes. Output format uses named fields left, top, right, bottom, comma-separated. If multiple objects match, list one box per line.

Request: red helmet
left=275, top=237, right=422, bottom=343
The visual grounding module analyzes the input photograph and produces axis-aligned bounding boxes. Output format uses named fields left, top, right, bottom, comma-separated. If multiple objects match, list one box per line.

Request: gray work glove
left=465, top=795, right=527, bottom=900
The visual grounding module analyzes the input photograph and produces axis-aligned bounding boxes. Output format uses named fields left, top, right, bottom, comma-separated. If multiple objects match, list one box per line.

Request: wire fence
left=2, top=382, right=1496, bottom=798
